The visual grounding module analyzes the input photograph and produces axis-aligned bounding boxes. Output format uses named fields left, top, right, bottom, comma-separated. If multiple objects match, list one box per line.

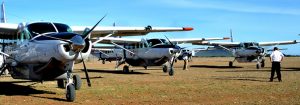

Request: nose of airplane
left=256, top=48, right=264, bottom=54
left=70, top=35, right=85, bottom=53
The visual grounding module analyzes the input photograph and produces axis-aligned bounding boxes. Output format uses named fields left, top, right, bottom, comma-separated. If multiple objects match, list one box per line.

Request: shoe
left=269, top=80, right=273, bottom=82
left=279, top=80, right=282, bottom=82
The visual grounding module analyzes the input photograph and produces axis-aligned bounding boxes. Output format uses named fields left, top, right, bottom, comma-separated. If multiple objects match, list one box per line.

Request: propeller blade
left=0, top=66, right=6, bottom=76
left=80, top=52, right=91, bottom=87
left=171, top=56, right=176, bottom=67
left=164, top=35, right=174, bottom=46
left=83, top=14, right=107, bottom=39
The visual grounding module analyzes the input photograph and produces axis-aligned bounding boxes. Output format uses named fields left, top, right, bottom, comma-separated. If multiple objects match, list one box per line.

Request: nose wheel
left=169, top=68, right=174, bottom=76
left=162, top=65, right=168, bottom=73
left=66, top=84, right=75, bottom=102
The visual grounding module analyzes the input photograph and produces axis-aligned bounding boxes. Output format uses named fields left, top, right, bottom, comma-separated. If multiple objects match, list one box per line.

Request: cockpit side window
left=54, top=23, right=73, bottom=32
left=26, top=23, right=72, bottom=37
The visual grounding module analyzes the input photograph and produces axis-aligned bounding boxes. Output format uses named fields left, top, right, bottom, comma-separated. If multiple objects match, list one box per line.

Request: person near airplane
left=269, top=47, right=284, bottom=82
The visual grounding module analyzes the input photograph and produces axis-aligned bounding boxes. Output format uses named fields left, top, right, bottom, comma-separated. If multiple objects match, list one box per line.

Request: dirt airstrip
left=0, top=57, right=300, bottom=105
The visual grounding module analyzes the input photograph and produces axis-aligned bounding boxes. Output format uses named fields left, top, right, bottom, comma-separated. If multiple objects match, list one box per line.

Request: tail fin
left=1, top=1, right=6, bottom=23
left=230, top=29, right=233, bottom=42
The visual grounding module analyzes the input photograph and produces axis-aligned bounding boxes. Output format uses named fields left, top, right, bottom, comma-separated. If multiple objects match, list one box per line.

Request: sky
left=3, top=0, right=300, bottom=55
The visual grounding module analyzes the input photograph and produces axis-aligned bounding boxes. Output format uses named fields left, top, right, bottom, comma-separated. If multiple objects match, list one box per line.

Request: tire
left=168, top=68, right=174, bottom=76
left=123, top=65, right=129, bottom=73
left=256, top=64, right=261, bottom=69
left=57, top=79, right=65, bottom=89
left=261, top=60, right=265, bottom=68
left=66, top=84, right=76, bottom=102
left=163, top=65, right=168, bottom=73
left=73, top=75, right=82, bottom=90
left=229, top=61, right=233, bottom=67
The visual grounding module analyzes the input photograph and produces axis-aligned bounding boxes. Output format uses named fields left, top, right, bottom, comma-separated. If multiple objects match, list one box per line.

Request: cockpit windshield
left=147, top=39, right=169, bottom=47
left=26, top=22, right=72, bottom=37
left=242, top=42, right=259, bottom=48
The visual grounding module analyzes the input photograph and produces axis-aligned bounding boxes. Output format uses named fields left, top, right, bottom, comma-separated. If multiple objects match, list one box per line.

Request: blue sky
left=4, top=0, right=300, bottom=55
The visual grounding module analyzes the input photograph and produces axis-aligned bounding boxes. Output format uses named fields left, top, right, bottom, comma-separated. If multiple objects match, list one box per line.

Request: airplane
left=192, top=31, right=299, bottom=69
left=91, top=45, right=122, bottom=64
left=92, top=37, right=229, bottom=76
left=0, top=2, right=193, bottom=101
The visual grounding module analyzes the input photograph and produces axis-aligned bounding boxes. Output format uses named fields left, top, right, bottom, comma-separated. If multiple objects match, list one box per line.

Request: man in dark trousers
left=269, top=47, right=284, bottom=82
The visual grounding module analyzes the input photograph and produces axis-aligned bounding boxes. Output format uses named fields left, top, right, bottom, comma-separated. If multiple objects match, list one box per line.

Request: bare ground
left=1, top=57, right=300, bottom=105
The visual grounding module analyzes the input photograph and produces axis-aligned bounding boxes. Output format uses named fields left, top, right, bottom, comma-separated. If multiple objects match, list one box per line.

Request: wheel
left=57, top=79, right=65, bottom=89
left=229, top=61, right=233, bottom=67
left=168, top=68, right=174, bottom=76
left=163, top=65, right=168, bottom=73
left=256, top=64, right=261, bottom=69
left=261, top=60, right=265, bottom=68
left=123, top=65, right=129, bottom=73
left=102, top=60, right=105, bottom=64
left=73, top=75, right=82, bottom=90
left=66, top=84, right=76, bottom=102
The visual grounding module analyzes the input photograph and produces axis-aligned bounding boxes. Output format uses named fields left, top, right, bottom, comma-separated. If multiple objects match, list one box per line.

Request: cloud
left=146, top=0, right=300, bottom=15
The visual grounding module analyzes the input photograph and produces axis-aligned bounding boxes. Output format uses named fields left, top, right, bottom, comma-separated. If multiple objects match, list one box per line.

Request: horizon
left=2, top=0, right=299, bottom=55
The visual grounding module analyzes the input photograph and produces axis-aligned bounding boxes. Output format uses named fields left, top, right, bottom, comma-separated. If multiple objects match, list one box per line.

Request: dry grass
left=1, top=57, right=300, bottom=105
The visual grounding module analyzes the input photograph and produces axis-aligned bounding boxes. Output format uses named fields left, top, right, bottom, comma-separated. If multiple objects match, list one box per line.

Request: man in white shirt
left=269, top=47, right=284, bottom=82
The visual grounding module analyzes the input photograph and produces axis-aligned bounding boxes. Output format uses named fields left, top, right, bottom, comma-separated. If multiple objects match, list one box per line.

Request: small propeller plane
left=0, top=2, right=193, bottom=101
left=193, top=40, right=299, bottom=69
left=92, top=37, right=229, bottom=76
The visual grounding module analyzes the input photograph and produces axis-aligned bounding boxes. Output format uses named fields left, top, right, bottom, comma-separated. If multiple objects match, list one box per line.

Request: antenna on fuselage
left=230, top=29, right=233, bottom=42
left=1, top=1, right=6, bottom=23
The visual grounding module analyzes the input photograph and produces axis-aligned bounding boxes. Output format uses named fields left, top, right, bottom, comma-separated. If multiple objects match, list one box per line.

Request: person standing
left=269, top=47, right=284, bottom=82
left=182, top=52, right=189, bottom=70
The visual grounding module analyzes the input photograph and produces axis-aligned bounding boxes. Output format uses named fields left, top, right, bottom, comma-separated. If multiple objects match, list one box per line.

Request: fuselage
left=98, top=38, right=181, bottom=67
left=232, top=42, right=265, bottom=62
left=4, top=22, right=91, bottom=80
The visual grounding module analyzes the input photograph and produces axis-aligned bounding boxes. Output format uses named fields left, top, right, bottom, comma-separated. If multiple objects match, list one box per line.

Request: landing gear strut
left=65, top=70, right=76, bottom=102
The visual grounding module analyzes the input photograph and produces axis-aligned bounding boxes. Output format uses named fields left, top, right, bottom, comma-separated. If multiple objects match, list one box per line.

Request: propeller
left=164, top=35, right=174, bottom=46
left=34, top=15, right=107, bottom=87
left=77, top=15, right=107, bottom=87
left=80, top=52, right=91, bottom=87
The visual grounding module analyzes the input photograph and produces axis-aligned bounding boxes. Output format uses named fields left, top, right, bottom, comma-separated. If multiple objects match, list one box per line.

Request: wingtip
left=183, top=27, right=193, bottom=31
left=223, top=37, right=230, bottom=40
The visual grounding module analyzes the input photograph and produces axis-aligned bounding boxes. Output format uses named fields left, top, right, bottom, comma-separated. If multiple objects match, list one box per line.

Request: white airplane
left=0, top=2, right=193, bottom=101
left=193, top=40, right=299, bottom=69
left=92, top=37, right=229, bottom=76
left=91, top=47, right=123, bottom=64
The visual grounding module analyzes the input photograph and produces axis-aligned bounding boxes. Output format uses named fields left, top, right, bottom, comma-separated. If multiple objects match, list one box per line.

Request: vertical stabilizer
left=230, top=29, right=233, bottom=42
left=1, top=1, right=6, bottom=23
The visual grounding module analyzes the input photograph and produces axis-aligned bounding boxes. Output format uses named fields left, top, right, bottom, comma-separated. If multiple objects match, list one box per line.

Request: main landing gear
left=57, top=72, right=82, bottom=102
left=162, top=56, right=176, bottom=76
left=228, top=58, right=236, bottom=67
left=256, top=59, right=265, bottom=69
left=123, top=65, right=130, bottom=73
left=162, top=64, right=174, bottom=76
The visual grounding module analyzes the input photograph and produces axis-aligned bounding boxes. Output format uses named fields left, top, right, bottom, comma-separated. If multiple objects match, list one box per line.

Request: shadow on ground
left=216, top=68, right=300, bottom=72
left=0, top=81, right=55, bottom=96
left=212, top=76, right=269, bottom=82
left=84, top=69, right=149, bottom=75
left=190, top=65, right=243, bottom=69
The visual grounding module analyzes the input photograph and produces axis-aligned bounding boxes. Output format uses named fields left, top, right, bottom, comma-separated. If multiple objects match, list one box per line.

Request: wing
left=170, top=37, right=230, bottom=44
left=258, top=40, right=298, bottom=46
left=192, top=41, right=241, bottom=47
left=92, top=37, right=141, bottom=45
left=0, top=23, right=18, bottom=38
left=72, top=26, right=193, bottom=37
